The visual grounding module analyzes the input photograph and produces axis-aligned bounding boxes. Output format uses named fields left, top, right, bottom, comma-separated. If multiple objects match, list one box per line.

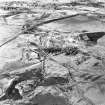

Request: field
left=0, top=0, right=105, bottom=105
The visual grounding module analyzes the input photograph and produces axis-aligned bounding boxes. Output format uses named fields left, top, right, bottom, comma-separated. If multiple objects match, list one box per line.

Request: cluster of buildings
left=0, top=1, right=41, bottom=10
